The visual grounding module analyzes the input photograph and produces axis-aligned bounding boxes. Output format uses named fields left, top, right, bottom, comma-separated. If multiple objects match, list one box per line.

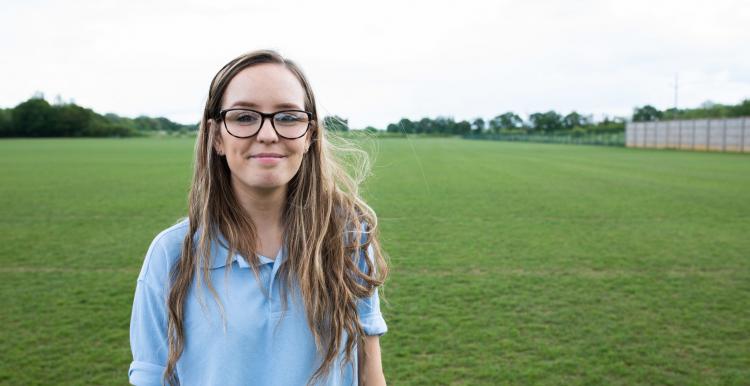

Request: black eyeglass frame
left=218, top=108, right=314, bottom=139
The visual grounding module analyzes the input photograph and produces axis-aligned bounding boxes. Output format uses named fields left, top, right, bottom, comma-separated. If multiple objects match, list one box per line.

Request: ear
left=209, top=119, right=225, bottom=156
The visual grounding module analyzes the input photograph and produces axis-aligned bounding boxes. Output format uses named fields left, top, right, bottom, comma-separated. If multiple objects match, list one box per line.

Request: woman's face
left=213, top=63, right=312, bottom=195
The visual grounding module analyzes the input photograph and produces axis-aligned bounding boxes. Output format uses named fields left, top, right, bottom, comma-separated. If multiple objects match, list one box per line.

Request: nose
left=256, top=117, right=279, bottom=143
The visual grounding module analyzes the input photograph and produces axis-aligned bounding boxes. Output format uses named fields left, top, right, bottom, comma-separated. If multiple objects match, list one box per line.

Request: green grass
left=1, top=137, right=748, bottom=385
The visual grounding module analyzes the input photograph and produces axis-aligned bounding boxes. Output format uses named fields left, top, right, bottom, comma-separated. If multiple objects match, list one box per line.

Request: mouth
left=250, top=153, right=286, bottom=158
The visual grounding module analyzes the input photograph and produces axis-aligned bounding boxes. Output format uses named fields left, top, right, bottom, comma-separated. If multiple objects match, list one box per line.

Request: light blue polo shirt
left=129, top=218, right=387, bottom=386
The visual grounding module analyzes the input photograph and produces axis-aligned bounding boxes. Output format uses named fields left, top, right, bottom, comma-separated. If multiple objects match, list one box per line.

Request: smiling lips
left=250, top=153, right=285, bottom=164
left=250, top=153, right=285, bottom=158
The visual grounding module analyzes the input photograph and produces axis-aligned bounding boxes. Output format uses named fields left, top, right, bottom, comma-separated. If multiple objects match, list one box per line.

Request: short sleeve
left=356, top=239, right=388, bottom=337
left=129, top=237, right=171, bottom=385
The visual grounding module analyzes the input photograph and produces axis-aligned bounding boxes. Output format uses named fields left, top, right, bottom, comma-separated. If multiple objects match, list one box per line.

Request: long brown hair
left=164, top=50, right=388, bottom=385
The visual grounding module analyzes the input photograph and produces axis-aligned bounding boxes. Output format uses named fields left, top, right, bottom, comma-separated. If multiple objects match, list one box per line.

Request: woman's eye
left=275, top=113, right=299, bottom=122
left=236, top=114, right=259, bottom=123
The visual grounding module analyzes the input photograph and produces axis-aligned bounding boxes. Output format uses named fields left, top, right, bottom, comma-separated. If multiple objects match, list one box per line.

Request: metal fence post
left=722, top=119, right=728, bottom=152
left=692, top=120, right=697, bottom=150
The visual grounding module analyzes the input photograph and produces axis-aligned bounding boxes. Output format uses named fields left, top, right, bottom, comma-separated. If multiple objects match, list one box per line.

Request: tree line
left=382, top=111, right=624, bottom=136
left=374, top=99, right=750, bottom=136
left=2, top=95, right=748, bottom=138
left=0, top=97, right=362, bottom=138
left=0, top=95, right=196, bottom=137
left=632, top=99, right=750, bottom=122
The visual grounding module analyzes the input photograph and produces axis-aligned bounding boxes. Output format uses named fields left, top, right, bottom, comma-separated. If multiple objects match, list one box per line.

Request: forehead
left=222, top=63, right=306, bottom=110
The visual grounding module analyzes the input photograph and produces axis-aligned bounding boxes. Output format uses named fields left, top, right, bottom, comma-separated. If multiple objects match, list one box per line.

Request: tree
left=13, top=97, right=54, bottom=137
left=472, top=117, right=485, bottom=134
left=323, top=115, right=349, bottom=131
left=0, top=108, right=12, bottom=137
left=433, top=116, right=455, bottom=134
left=456, top=120, right=471, bottom=135
left=134, top=116, right=157, bottom=131
left=632, top=105, right=663, bottom=122
left=51, top=104, right=92, bottom=136
left=418, top=117, right=432, bottom=134
left=156, top=117, right=180, bottom=131
left=730, top=99, right=750, bottom=117
left=592, top=116, right=625, bottom=132
left=562, top=111, right=589, bottom=129
left=529, top=110, right=563, bottom=132
left=490, top=112, right=523, bottom=132
left=398, top=118, right=415, bottom=134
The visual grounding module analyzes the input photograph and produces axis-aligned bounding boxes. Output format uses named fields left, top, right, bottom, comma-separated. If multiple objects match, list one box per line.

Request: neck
left=232, top=181, right=287, bottom=232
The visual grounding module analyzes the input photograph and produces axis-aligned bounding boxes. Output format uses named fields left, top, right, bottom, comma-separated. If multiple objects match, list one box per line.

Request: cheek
left=222, top=144, right=249, bottom=170
left=294, top=154, right=306, bottom=173
left=225, top=156, right=248, bottom=177
left=222, top=138, right=248, bottom=161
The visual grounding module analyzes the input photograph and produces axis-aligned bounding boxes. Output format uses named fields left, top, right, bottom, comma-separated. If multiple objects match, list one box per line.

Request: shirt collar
left=199, top=228, right=285, bottom=269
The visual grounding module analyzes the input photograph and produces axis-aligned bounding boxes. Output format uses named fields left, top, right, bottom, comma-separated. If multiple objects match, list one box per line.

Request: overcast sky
left=2, top=0, right=748, bottom=128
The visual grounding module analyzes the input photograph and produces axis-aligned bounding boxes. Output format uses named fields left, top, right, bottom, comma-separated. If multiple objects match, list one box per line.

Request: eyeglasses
left=219, top=109, right=313, bottom=139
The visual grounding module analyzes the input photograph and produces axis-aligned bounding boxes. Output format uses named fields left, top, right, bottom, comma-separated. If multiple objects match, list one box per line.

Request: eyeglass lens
left=224, top=110, right=309, bottom=138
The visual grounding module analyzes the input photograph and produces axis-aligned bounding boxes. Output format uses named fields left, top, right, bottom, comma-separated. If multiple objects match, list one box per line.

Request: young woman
left=129, top=50, right=389, bottom=386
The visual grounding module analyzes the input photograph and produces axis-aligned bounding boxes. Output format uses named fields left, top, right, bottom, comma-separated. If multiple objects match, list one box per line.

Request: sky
left=1, top=0, right=748, bottom=129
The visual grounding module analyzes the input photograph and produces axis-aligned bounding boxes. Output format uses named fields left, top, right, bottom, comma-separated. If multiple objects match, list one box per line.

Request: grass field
left=1, top=137, right=749, bottom=385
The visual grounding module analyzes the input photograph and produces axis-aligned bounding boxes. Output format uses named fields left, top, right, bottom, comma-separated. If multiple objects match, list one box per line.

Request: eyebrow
left=227, top=101, right=303, bottom=110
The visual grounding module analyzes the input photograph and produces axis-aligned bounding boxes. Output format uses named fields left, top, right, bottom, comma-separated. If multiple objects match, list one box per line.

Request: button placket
left=267, top=248, right=285, bottom=316
left=259, top=264, right=272, bottom=315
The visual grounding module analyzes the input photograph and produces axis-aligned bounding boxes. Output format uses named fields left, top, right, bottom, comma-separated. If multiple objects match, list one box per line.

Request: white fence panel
left=626, top=117, right=749, bottom=153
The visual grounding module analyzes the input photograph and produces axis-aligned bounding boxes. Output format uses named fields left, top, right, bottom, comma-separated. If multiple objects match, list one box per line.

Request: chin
left=232, top=173, right=285, bottom=191
left=251, top=176, right=290, bottom=190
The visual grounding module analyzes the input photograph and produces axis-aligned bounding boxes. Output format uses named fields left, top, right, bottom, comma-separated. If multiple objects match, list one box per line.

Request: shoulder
left=136, top=218, right=190, bottom=291
left=343, top=216, right=372, bottom=244
left=351, top=220, right=376, bottom=274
